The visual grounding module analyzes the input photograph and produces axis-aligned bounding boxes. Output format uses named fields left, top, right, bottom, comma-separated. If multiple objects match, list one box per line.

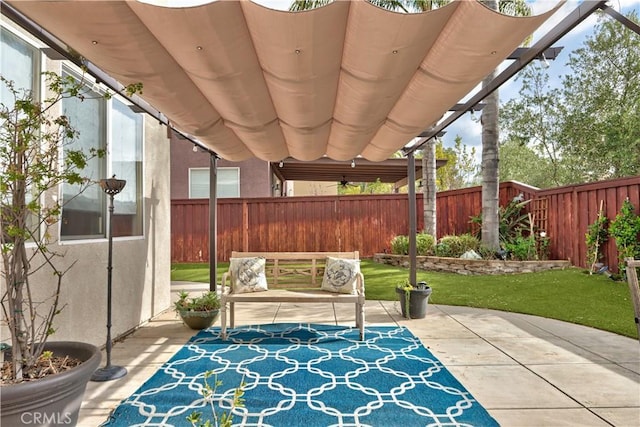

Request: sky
left=148, top=0, right=640, bottom=157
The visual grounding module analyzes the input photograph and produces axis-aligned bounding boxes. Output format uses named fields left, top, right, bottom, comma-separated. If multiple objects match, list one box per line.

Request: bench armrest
left=221, top=271, right=233, bottom=295
left=355, top=271, right=365, bottom=296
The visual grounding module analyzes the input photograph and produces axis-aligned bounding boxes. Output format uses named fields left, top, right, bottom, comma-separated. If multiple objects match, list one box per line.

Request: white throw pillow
left=321, top=257, right=360, bottom=294
left=229, top=257, right=268, bottom=293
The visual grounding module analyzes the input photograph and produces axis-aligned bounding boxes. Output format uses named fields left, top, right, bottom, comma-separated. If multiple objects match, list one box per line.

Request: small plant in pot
left=395, top=279, right=432, bottom=319
left=0, top=72, right=140, bottom=425
left=174, top=291, right=221, bottom=330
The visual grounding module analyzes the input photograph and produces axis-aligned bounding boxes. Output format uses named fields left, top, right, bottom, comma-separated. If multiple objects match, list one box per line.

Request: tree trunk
left=422, top=141, right=437, bottom=237
left=481, top=69, right=500, bottom=251
left=481, top=1, right=501, bottom=252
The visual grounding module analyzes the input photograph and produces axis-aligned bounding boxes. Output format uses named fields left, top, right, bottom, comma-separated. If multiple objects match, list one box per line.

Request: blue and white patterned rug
left=102, top=324, right=499, bottom=426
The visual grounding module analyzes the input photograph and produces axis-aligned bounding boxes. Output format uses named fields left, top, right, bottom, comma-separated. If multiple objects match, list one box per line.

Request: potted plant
left=395, top=280, right=432, bottom=319
left=174, top=291, right=221, bottom=330
left=0, top=72, right=138, bottom=425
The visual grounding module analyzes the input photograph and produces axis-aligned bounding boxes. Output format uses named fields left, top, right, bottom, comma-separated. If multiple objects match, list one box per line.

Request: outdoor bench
left=220, top=251, right=365, bottom=340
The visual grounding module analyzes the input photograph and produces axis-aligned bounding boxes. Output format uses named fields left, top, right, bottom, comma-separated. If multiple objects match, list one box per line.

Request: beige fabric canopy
left=10, top=0, right=560, bottom=162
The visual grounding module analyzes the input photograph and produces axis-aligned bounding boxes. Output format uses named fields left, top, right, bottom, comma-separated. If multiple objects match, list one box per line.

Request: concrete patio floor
left=79, top=281, right=640, bottom=426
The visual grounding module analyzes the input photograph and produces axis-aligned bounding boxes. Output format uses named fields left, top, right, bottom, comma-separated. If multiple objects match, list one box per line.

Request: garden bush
left=609, top=198, right=640, bottom=269
left=434, top=234, right=480, bottom=258
left=457, top=233, right=480, bottom=253
left=390, top=235, right=409, bottom=255
left=504, top=235, right=537, bottom=261
left=390, top=233, right=435, bottom=256
left=416, top=233, right=435, bottom=256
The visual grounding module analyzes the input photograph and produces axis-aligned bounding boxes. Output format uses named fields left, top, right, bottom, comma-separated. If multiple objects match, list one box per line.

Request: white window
left=1, top=27, right=40, bottom=100
left=1, top=27, right=41, bottom=239
left=61, top=69, right=144, bottom=240
left=60, top=72, right=107, bottom=240
left=111, top=99, right=144, bottom=237
left=189, top=168, right=240, bottom=198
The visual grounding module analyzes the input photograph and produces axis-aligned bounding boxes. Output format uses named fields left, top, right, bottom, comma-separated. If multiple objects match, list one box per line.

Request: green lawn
left=171, top=260, right=638, bottom=339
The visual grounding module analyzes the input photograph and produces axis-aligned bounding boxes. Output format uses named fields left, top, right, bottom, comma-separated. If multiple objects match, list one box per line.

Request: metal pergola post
left=209, top=155, right=218, bottom=292
left=407, top=151, right=417, bottom=286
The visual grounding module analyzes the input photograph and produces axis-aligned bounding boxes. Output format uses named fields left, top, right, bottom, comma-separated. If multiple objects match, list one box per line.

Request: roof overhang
left=271, top=157, right=447, bottom=186
left=6, top=0, right=563, bottom=163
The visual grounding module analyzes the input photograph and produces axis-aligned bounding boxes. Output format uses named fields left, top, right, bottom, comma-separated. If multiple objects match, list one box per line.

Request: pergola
left=3, top=0, right=638, bottom=288
left=271, top=157, right=447, bottom=189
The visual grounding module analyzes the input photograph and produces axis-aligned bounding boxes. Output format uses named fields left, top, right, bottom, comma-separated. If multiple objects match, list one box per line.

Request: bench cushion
left=321, top=257, right=360, bottom=294
left=229, top=257, right=268, bottom=293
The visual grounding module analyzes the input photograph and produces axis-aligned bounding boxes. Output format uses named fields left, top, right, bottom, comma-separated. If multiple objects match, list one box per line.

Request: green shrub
left=504, top=235, right=537, bottom=261
left=470, top=195, right=531, bottom=246
left=434, top=241, right=452, bottom=257
left=476, top=245, right=497, bottom=259
left=391, top=233, right=435, bottom=256
left=609, top=199, right=640, bottom=270
left=434, top=234, right=481, bottom=258
left=457, top=233, right=480, bottom=253
left=537, top=235, right=551, bottom=260
left=435, top=236, right=460, bottom=257
left=390, top=235, right=409, bottom=255
left=585, top=214, right=608, bottom=270
left=416, top=233, right=435, bottom=256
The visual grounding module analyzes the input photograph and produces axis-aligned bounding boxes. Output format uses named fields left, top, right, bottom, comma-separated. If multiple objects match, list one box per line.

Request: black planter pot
left=178, top=309, right=220, bottom=330
left=396, top=284, right=432, bottom=319
left=0, top=341, right=101, bottom=427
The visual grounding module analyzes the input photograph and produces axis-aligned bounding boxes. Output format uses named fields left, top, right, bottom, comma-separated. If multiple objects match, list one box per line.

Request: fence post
left=625, top=258, right=640, bottom=343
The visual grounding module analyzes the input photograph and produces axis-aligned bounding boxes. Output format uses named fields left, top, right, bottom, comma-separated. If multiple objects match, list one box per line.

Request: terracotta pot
left=0, top=341, right=101, bottom=427
left=178, top=309, right=220, bottom=330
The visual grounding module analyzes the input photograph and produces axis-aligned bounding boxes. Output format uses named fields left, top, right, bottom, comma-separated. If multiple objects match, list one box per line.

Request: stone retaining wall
left=373, top=254, right=571, bottom=275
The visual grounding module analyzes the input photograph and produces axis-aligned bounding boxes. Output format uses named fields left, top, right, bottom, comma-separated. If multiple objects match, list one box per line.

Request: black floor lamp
left=91, top=176, right=128, bottom=382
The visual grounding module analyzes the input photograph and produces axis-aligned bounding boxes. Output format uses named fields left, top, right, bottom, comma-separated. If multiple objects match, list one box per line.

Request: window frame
left=188, top=167, right=240, bottom=199
left=109, top=97, right=145, bottom=239
left=1, top=25, right=43, bottom=244
left=58, top=65, right=145, bottom=243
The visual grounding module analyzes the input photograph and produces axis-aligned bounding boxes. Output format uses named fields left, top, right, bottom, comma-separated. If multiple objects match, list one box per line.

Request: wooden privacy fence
left=172, top=176, right=640, bottom=272
left=172, top=194, right=419, bottom=263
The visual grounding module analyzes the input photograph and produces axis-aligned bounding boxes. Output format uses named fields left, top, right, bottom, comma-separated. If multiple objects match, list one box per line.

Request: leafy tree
left=435, top=137, right=479, bottom=190
left=499, top=11, right=640, bottom=185
left=500, top=63, right=566, bottom=186
left=337, top=178, right=394, bottom=195
left=498, top=138, right=554, bottom=188
left=559, top=11, right=640, bottom=180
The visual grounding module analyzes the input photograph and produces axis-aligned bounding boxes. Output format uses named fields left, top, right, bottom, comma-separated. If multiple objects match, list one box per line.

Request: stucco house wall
left=170, top=132, right=273, bottom=199
left=10, top=100, right=172, bottom=348
left=0, top=21, right=172, bottom=348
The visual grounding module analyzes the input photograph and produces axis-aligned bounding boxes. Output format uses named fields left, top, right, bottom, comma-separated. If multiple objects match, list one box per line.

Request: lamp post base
left=91, top=365, right=127, bottom=382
